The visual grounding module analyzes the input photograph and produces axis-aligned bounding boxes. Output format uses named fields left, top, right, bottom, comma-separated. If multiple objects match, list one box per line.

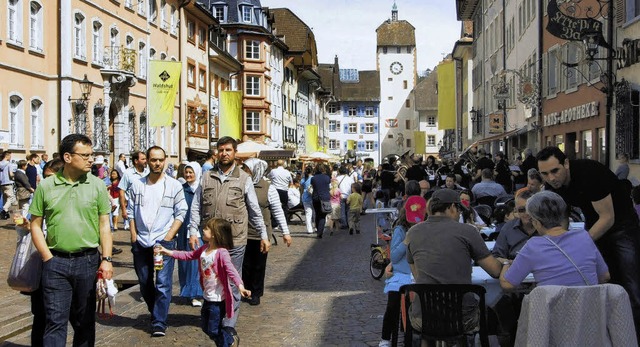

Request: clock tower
left=376, top=1, right=418, bottom=159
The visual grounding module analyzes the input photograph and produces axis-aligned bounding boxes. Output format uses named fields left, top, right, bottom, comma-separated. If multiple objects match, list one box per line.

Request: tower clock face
left=390, top=61, right=403, bottom=75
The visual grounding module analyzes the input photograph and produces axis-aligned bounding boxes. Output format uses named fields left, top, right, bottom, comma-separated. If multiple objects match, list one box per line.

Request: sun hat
left=405, top=195, right=427, bottom=224
left=94, top=155, right=105, bottom=165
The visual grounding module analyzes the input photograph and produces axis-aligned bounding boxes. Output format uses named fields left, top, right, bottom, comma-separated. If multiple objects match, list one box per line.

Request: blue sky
left=261, top=0, right=462, bottom=73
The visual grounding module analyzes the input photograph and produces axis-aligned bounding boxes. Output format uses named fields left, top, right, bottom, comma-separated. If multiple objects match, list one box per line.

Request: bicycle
left=365, top=207, right=398, bottom=279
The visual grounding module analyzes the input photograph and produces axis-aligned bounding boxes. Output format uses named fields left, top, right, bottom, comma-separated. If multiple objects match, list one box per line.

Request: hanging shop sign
left=546, top=0, right=611, bottom=49
left=488, top=113, right=504, bottom=134
left=543, top=101, right=599, bottom=126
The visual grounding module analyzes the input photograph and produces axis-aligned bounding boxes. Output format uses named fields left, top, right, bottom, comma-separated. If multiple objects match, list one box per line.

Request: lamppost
left=469, top=107, right=483, bottom=136
left=68, top=74, right=93, bottom=135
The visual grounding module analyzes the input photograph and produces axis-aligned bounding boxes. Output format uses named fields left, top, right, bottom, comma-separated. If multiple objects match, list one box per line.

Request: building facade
left=0, top=0, right=182, bottom=164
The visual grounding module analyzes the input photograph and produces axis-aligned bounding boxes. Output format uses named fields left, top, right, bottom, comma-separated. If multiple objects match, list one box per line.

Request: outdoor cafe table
left=473, top=266, right=535, bottom=306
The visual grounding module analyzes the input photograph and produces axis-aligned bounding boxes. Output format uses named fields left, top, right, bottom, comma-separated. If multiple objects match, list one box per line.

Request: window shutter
left=360, top=123, right=365, bottom=133
left=374, top=141, right=379, bottom=150
left=616, top=0, right=626, bottom=25
left=542, top=52, right=548, bottom=96
left=344, top=123, right=348, bottom=134
left=343, top=141, right=348, bottom=151
left=374, top=124, right=378, bottom=133
left=337, top=121, right=341, bottom=129
left=357, top=141, right=364, bottom=151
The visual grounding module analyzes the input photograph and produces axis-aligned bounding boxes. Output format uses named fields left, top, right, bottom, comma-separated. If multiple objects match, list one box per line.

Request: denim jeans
left=202, top=300, right=233, bottom=346
left=222, top=244, right=246, bottom=329
left=596, top=221, right=640, bottom=341
left=340, top=197, right=350, bottom=226
left=41, top=251, right=100, bottom=347
left=131, top=239, right=176, bottom=330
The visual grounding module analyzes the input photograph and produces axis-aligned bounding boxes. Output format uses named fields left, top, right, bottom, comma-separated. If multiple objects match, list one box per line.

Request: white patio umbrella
left=236, top=140, right=276, bottom=158
left=299, top=151, right=339, bottom=162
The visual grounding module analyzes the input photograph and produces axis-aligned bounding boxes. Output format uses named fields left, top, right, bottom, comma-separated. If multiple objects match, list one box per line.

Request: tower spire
left=392, top=1, right=398, bottom=21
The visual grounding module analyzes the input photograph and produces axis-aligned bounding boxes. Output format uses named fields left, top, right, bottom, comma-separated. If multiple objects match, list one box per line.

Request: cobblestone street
left=2, top=213, right=391, bottom=347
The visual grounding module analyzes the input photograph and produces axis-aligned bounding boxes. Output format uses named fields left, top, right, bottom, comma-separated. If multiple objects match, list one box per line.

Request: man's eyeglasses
left=70, top=152, right=94, bottom=160
left=516, top=207, right=527, bottom=214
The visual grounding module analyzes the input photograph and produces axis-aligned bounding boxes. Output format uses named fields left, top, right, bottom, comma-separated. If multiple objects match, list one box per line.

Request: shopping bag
left=7, top=226, right=42, bottom=292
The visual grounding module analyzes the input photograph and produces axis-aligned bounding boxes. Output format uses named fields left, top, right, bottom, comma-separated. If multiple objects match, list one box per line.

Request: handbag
left=321, top=200, right=332, bottom=213
left=7, top=226, right=43, bottom=292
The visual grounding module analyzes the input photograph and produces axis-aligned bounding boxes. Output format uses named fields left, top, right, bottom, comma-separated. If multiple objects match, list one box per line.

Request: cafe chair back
left=399, top=284, right=490, bottom=347
left=475, top=196, right=497, bottom=210
left=474, top=204, right=493, bottom=226
left=515, top=284, right=637, bottom=346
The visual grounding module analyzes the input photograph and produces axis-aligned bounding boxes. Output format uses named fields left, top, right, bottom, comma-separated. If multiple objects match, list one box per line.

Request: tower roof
left=376, top=20, right=416, bottom=46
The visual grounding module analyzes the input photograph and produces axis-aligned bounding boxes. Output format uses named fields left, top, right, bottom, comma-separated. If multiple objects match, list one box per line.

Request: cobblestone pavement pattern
left=2, top=213, right=393, bottom=346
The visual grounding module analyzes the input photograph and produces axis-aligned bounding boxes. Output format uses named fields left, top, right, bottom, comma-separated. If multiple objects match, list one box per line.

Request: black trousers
left=381, top=291, right=402, bottom=341
left=242, top=239, right=268, bottom=298
left=312, top=200, right=328, bottom=236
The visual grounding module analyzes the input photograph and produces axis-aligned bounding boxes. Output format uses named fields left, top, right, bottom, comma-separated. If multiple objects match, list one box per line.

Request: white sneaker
left=378, top=339, right=391, bottom=347
left=191, top=299, right=202, bottom=307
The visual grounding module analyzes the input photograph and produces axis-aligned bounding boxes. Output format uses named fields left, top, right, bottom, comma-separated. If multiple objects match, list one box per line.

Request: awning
left=259, top=150, right=295, bottom=160
left=477, top=127, right=524, bottom=144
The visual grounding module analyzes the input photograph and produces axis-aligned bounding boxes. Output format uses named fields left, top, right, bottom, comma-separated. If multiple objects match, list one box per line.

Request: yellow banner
left=148, top=61, right=181, bottom=126
left=219, top=91, right=243, bottom=140
left=347, top=140, right=356, bottom=150
left=305, top=125, right=318, bottom=152
left=414, top=131, right=426, bottom=154
left=437, top=60, right=456, bottom=130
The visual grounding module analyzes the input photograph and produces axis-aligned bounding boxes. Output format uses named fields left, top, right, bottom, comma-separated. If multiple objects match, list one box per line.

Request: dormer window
left=214, top=5, right=226, bottom=22
left=241, top=5, right=252, bottom=23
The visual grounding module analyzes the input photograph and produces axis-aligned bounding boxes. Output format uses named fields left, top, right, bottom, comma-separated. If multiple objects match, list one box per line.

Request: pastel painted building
left=0, top=0, right=181, bottom=165
left=326, top=68, right=381, bottom=164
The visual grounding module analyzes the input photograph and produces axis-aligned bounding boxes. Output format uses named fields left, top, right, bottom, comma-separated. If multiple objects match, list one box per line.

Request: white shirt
left=287, top=187, right=301, bottom=209
left=115, top=160, right=127, bottom=178
left=336, top=174, right=354, bottom=199
left=268, top=166, right=293, bottom=190
left=201, top=250, right=223, bottom=302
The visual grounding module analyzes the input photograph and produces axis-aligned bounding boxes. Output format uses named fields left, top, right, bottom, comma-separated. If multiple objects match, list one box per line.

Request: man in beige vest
left=189, top=136, right=269, bottom=346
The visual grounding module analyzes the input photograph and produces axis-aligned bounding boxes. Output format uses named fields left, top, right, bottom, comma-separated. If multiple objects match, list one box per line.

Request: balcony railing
left=103, top=46, right=136, bottom=73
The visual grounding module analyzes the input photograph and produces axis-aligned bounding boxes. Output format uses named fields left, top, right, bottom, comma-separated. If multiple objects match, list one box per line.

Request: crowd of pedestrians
left=9, top=132, right=640, bottom=346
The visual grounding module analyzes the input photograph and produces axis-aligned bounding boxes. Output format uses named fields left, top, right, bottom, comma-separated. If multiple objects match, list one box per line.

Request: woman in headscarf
left=241, top=158, right=292, bottom=305
left=177, top=161, right=204, bottom=307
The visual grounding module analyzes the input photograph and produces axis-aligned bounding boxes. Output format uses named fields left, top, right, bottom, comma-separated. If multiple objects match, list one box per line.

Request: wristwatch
left=102, top=256, right=113, bottom=262
left=502, top=260, right=511, bottom=266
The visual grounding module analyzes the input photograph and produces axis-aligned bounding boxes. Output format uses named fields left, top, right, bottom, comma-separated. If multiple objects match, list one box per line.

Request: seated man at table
left=405, top=189, right=504, bottom=338
left=472, top=168, right=507, bottom=202
left=492, top=189, right=537, bottom=261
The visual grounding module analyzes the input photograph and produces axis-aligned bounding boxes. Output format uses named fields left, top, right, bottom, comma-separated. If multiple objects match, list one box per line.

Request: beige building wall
left=0, top=0, right=59, bottom=159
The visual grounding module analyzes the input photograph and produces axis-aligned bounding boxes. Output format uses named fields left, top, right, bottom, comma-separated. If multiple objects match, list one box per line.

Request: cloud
left=261, top=0, right=460, bottom=71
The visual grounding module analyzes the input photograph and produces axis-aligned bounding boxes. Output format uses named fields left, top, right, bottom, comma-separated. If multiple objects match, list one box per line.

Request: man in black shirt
left=474, top=148, right=495, bottom=183
left=406, top=155, right=426, bottom=182
left=537, top=146, right=640, bottom=339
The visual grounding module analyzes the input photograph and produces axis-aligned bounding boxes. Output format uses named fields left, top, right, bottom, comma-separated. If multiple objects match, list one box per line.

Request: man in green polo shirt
left=30, top=134, right=113, bottom=347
